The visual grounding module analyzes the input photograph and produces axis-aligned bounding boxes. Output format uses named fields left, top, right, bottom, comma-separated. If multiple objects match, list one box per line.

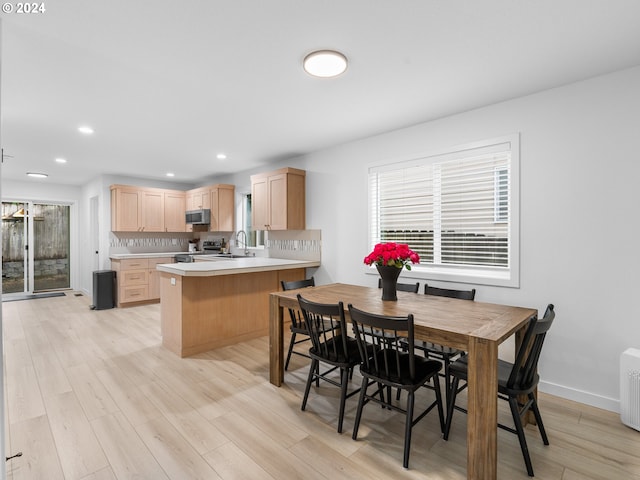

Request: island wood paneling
left=161, top=268, right=304, bottom=357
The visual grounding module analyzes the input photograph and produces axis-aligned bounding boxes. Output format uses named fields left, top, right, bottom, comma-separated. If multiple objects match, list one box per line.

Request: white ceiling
left=2, top=1, right=640, bottom=187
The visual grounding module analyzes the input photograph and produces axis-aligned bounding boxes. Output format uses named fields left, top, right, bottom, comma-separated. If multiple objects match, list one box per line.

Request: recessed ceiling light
left=303, top=50, right=348, bottom=78
left=26, top=172, right=48, bottom=178
left=166, top=172, right=175, bottom=177
left=78, top=125, right=94, bottom=135
left=55, top=157, right=67, bottom=164
left=216, top=153, right=227, bottom=160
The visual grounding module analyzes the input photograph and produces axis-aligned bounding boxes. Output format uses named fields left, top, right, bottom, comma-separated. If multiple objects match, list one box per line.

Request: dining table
left=269, top=283, right=537, bottom=480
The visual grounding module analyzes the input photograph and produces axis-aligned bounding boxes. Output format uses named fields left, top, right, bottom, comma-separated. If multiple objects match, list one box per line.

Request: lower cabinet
left=111, top=257, right=173, bottom=307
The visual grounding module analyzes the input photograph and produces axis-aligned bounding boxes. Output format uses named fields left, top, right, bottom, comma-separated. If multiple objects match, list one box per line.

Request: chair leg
left=352, top=377, right=369, bottom=440
left=301, top=359, right=317, bottom=411
left=284, top=332, right=297, bottom=371
left=432, top=373, right=445, bottom=433
left=443, top=376, right=460, bottom=441
left=529, top=392, right=550, bottom=445
left=442, top=355, right=451, bottom=411
left=403, top=389, right=415, bottom=468
left=378, top=382, right=386, bottom=407
left=509, top=396, right=535, bottom=477
left=337, top=367, right=349, bottom=433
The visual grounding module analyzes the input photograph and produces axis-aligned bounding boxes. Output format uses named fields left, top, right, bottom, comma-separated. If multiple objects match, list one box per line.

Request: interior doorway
left=2, top=201, right=71, bottom=294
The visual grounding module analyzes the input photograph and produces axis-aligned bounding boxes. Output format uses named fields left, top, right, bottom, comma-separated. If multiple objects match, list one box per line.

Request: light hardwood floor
left=2, top=292, right=639, bottom=479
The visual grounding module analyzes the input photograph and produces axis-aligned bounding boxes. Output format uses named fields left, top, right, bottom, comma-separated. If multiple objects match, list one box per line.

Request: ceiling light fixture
left=55, top=157, right=67, bottom=164
left=26, top=172, right=48, bottom=178
left=303, top=50, right=348, bottom=78
left=78, top=125, right=94, bottom=135
left=166, top=172, right=175, bottom=177
left=216, top=153, right=227, bottom=160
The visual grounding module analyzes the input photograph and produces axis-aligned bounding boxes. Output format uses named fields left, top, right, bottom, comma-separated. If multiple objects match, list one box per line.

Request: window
left=494, top=167, right=509, bottom=223
left=368, top=134, right=519, bottom=287
left=240, top=193, right=265, bottom=248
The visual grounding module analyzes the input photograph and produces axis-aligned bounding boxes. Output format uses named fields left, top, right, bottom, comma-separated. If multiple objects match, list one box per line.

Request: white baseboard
left=539, top=380, right=619, bottom=413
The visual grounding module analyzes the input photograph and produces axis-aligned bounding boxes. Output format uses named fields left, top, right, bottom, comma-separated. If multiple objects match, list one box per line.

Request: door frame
left=2, top=198, right=76, bottom=295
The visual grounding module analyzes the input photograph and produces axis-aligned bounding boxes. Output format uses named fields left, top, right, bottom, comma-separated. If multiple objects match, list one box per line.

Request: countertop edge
left=156, top=260, right=320, bottom=277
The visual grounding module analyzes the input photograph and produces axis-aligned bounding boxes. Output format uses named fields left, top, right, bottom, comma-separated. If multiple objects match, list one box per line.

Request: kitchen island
left=157, top=257, right=320, bottom=357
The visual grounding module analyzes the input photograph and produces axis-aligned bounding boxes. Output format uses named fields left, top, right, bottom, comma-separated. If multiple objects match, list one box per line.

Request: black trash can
left=91, top=270, right=116, bottom=310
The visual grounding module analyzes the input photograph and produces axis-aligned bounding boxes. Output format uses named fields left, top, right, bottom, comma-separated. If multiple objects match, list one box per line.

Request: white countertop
left=156, top=256, right=320, bottom=277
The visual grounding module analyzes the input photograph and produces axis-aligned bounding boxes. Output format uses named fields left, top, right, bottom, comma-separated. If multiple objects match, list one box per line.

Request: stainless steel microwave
left=185, top=209, right=210, bottom=225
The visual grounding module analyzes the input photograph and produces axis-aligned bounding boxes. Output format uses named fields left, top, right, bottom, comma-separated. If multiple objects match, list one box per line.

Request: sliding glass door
left=2, top=202, right=27, bottom=294
left=2, top=201, right=70, bottom=295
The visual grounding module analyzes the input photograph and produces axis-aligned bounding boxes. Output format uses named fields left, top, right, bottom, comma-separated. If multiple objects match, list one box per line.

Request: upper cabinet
left=164, top=190, right=186, bottom=232
left=251, top=167, right=305, bottom=230
left=111, top=185, right=186, bottom=232
left=140, top=189, right=165, bottom=232
left=186, top=188, right=210, bottom=211
left=185, top=184, right=235, bottom=232
left=111, top=185, right=142, bottom=232
left=185, top=187, right=210, bottom=233
left=210, top=184, right=235, bottom=232
left=110, top=183, right=234, bottom=233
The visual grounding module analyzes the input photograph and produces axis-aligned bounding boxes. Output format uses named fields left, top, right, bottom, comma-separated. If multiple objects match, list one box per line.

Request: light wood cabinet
left=148, top=257, right=173, bottom=299
left=111, top=185, right=142, bottom=232
left=185, top=184, right=235, bottom=232
left=251, top=167, right=305, bottom=230
left=164, top=191, right=186, bottom=232
left=141, top=190, right=165, bottom=232
left=111, top=185, right=186, bottom=232
left=112, top=257, right=173, bottom=307
left=185, top=187, right=210, bottom=233
left=160, top=267, right=305, bottom=357
left=111, top=183, right=233, bottom=233
left=186, top=188, right=210, bottom=211
left=209, top=184, right=235, bottom=232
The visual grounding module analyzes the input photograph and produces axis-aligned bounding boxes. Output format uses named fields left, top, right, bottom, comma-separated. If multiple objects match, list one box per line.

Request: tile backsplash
left=266, top=229, right=321, bottom=261
left=108, top=229, right=322, bottom=261
left=109, top=232, right=192, bottom=254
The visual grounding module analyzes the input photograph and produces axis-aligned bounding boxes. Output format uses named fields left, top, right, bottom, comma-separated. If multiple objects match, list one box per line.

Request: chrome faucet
left=236, top=230, right=250, bottom=256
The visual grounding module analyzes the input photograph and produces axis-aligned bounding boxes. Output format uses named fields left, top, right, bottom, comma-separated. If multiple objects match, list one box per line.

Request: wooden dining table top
left=272, top=282, right=536, bottom=350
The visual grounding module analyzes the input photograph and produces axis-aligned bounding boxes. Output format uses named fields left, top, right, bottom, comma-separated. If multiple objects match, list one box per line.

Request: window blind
left=369, top=142, right=512, bottom=269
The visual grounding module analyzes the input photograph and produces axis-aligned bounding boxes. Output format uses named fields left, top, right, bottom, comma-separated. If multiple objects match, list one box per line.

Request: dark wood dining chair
left=297, top=293, right=363, bottom=433
left=412, top=284, right=476, bottom=406
left=280, top=277, right=315, bottom=371
left=348, top=304, right=445, bottom=468
left=444, top=304, right=556, bottom=477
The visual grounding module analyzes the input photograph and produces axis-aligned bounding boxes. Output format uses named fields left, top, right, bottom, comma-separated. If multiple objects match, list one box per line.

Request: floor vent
left=620, top=348, right=640, bottom=431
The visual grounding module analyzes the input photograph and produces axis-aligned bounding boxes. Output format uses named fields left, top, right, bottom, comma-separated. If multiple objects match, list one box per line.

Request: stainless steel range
left=202, top=240, right=223, bottom=253
left=174, top=240, right=224, bottom=263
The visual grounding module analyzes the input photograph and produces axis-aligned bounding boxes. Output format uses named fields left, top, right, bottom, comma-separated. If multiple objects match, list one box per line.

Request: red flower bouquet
left=364, top=242, right=420, bottom=271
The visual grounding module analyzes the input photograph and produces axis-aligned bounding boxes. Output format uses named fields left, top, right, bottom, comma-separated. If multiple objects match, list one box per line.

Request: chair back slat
left=508, top=304, right=555, bottom=389
left=424, top=283, right=476, bottom=300
left=348, top=305, right=416, bottom=381
left=378, top=279, right=420, bottom=293
left=281, top=277, right=315, bottom=328
left=297, top=294, right=348, bottom=361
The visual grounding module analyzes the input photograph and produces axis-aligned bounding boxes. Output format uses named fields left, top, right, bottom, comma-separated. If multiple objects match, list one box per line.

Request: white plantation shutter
left=369, top=136, right=518, bottom=282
